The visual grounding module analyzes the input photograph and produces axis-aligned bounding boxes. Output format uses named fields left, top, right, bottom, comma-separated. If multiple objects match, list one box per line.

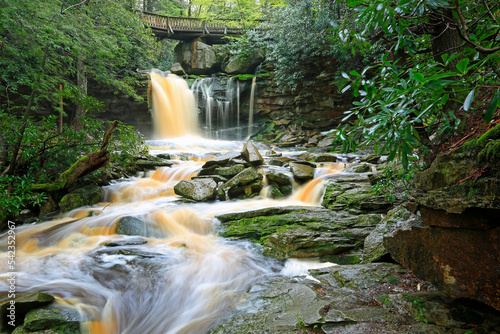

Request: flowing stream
left=0, top=72, right=347, bottom=334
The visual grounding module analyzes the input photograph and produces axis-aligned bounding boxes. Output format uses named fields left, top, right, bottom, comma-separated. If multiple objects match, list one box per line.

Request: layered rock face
left=385, top=125, right=500, bottom=311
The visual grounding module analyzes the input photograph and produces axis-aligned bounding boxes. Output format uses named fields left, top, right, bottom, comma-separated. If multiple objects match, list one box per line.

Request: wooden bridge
left=142, top=12, right=245, bottom=44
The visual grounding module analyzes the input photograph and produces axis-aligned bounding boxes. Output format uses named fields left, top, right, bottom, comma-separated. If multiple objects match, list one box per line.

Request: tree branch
left=61, top=0, right=88, bottom=14
left=453, top=0, right=500, bottom=54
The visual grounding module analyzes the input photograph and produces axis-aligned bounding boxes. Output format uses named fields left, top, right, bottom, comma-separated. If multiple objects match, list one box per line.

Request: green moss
left=461, top=124, right=500, bottom=160
left=386, top=275, right=402, bottom=285
left=376, top=294, right=393, bottom=307
left=478, top=140, right=500, bottom=162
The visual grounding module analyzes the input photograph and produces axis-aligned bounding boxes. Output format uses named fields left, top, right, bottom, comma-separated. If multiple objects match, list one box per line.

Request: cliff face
left=384, top=125, right=500, bottom=311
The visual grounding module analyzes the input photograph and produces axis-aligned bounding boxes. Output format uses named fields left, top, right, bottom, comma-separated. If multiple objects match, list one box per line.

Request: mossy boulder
left=218, top=207, right=382, bottom=261
left=322, top=180, right=391, bottom=213
left=17, top=305, right=81, bottom=333
left=220, top=167, right=263, bottom=199
left=265, top=171, right=293, bottom=198
left=1, top=292, right=55, bottom=328
left=58, top=185, right=102, bottom=212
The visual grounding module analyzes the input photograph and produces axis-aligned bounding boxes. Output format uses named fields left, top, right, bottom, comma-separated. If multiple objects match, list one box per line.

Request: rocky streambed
left=2, top=136, right=500, bottom=334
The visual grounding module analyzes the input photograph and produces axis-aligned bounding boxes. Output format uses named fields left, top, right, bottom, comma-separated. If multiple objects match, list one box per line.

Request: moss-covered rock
left=322, top=180, right=391, bottom=213
left=218, top=207, right=382, bottom=261
left=58, top=185, right=102, bottom=212
left=1, top=292, right=55, bottom=328
left=411, top=124, right=500, bottom=214
left=21, top=305, right=80, bottom=333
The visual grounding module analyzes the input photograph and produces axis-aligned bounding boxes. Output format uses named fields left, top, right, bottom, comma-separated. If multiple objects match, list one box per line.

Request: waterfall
left=248, top=76, right=257, bottom=137
left=147, top=69, right=199, bottom=138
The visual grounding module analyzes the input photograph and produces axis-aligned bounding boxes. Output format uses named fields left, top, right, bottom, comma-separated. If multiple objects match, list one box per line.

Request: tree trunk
left=430, top=8, right=463, bottom=69
left=73, top=57, right=87, bottom=130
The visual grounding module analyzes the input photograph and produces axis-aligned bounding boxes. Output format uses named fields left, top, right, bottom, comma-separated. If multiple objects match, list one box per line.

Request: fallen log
left=31, top=121, right=119, bottom=193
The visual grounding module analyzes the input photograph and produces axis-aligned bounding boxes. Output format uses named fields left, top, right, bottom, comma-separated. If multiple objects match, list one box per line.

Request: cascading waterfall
left=147, top=69, right=199, bottom=138
left=190, top=76, right=244, bottom=140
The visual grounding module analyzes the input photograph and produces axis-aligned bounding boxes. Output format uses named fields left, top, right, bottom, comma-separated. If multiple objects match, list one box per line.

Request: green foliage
left=262, top=0, right=354, bottom=91
left=0, top=0, right=161, bottom=111
left=412, top=299, right=429, bottom=323
left=225, top=30, right=266, bottom=66
left=0, top=175, right=46, bottom=221
left=334, top=0, right=500, bottom=189
left=109, top=122, right=149, bottom=173
left=0, top=108, right=146, bottom=221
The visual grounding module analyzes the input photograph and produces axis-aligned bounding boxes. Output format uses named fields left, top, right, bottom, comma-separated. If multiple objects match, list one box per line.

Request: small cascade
left=147, top=69, right=199, bottom=138
left=289, top=163, right=345, bottom=204
left=248, top=76, right=257, bottom=137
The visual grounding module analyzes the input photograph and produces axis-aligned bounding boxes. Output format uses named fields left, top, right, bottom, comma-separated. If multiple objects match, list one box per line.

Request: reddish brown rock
left=384, top=220, right=500, bottom=311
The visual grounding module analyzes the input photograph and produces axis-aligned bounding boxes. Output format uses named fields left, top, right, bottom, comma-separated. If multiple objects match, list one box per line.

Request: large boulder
left=174, top=41, right=221, bottom=75
left=58, top=185, right=102, bottom=212
left=241, top=141, right=264, bottom=166
left=289, top=162, right=315, bottom=181
left=221, top=48, right=265, bottom=75
left=221, top=167, right=263, bottom=199
left=174, top=178, right=217, bottom=201
left=217, top=206, right=382, bottom=262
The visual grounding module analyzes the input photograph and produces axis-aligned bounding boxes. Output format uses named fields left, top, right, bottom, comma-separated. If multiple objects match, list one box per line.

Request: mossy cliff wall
left=384, top=125, right=500, bottom=311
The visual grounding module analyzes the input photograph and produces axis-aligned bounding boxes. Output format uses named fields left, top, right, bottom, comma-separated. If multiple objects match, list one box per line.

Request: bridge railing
left=142, top=12, right=245, bottom=35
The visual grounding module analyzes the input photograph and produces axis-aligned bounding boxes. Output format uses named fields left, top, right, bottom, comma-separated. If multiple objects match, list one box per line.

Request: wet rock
left=241, top=142, right=264, bottom=166
left=202, top=151, right=242, bottom=168
left=1, top=292, right=55, bottom=327
left=362, top=206, right=419, bottom=263
left=104, top=237, right=148, bottom=247
left=353, top=164, right=372, bottom=173
left=315, top=154, right=338, bottom=162
left=174, top=178, right=218, bottom=202
left=221, top=167, right=263, bottom=192
left=265, top=171, right=293, bottom=197
left=192, top=175, right=228, bottom=183
left=135, top=159, right=173, bottom=170
left=20, top=305, right=81, bottom=333
left=267, top=159, right=285, bottom=167
left=155, top=153, right=171, bottom=160
left=115, top=216, right=149, bottom=237
left=289, top=162, right=315, bottom=181
left=227, top=180, right=263, bottom=199
left=360, top=154, right=381, bottom=164
left=213, top=164, right=246, bottom=178
left=58, top=185, right=102, bottom=212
